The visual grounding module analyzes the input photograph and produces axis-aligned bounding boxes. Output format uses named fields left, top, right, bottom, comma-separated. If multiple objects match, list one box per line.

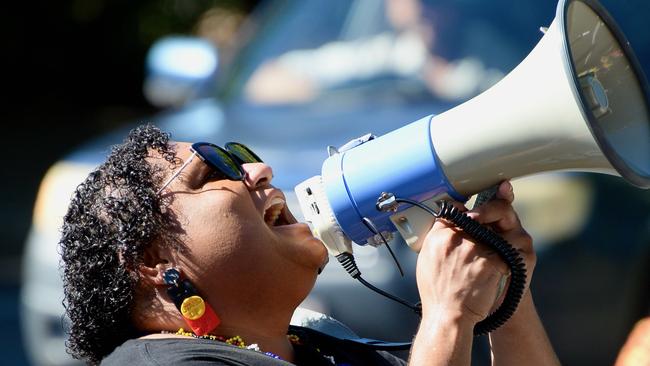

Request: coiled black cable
left=395, top=198, right=527, bottom=336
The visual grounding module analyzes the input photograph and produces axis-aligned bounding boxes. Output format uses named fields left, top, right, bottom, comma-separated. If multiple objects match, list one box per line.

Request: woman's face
left=153, top=142, right=328, bottom=314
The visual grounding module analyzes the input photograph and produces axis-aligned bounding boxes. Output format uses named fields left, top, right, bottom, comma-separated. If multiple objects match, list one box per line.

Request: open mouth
left=263, top=196, right=292, bottom=227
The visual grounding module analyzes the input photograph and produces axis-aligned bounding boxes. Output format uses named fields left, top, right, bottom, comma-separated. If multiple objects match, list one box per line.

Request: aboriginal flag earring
left=163, top=268, right=220, bottom=335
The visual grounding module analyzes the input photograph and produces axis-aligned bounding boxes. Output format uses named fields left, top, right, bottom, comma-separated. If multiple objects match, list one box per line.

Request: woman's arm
left=479, top=183, right=559, bottom=366
left=410, top=308, right=475, bottom=365
left=489, top=292, right=560, bottom=366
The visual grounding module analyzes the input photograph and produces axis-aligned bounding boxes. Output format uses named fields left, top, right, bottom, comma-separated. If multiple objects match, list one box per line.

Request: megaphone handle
left=472, top=185, right=499, bottom=209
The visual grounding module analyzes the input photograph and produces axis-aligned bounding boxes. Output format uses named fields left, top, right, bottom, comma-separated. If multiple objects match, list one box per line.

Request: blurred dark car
left=21, top=0, right=650, bottom=365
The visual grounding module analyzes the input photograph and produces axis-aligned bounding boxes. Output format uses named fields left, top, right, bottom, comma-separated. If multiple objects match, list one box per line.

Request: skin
left=133, top=141, right=559, bottom=365
left=410, top=182, right=560, bottom=365
left=137, top=142, right=328, bottom=361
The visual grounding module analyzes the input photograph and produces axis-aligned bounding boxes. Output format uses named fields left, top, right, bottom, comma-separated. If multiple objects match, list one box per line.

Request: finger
left=448, top=200, right=468, bottom=212
left=495, top=180, right=514, bottom=203
left=466, top=200, right=520, bottom=232
left=502, top=230, right=534, bottom=254
left=430, top=200, right=467, bottom=231
left=431, top=216, right=465, bottom=236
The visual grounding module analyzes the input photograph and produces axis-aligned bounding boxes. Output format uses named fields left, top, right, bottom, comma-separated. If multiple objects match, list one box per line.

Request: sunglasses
left=157, top=142, right=263, bottom=194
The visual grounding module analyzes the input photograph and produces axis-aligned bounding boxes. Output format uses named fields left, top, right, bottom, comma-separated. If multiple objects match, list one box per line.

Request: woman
left=60, top=125, right=559, bottom=365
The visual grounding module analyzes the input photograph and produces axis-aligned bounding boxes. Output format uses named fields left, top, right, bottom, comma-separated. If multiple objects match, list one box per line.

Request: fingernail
left=503, top=180, right=513, bottom=192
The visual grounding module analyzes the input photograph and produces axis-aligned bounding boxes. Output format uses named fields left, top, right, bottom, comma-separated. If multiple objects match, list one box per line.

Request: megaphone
left=295, top=0, right=650, bottom=258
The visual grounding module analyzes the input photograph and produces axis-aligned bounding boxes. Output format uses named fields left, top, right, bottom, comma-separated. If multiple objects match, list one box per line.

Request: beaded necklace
left=164, top=328, right=302, bottom=361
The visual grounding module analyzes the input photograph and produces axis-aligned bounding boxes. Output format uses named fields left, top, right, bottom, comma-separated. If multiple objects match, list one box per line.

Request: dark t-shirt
left=101, top=326, right=407, bottom=366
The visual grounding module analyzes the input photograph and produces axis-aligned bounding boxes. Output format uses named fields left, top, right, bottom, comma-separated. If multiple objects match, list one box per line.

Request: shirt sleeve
left=377, top=350, right=409, bottom=366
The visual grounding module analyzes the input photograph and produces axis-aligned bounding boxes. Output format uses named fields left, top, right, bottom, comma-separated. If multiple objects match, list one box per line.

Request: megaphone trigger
left=472, top=185, right=500, bottom=210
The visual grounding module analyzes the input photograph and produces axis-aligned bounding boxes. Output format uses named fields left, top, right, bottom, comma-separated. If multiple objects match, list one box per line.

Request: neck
left=139, top=278, right=309, bottom=362
left=203, top=278, right=307, bottom=361
left=219, top=325, right=296, bottom=362
left=143, top=300, right=298, bottom=362
left=212, top=308, right=296, bottom=362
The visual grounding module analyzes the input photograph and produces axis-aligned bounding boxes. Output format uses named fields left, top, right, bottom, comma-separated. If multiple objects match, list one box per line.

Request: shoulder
left=101, top=338, right=290, bottom=366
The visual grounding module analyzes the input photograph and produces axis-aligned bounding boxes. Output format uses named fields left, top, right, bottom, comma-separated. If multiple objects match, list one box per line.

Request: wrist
left=420, top=305, right=476, bottom=333
left=488, top=291, right=561, bottom=365
left=411, top=306, right=475, bottom=365
left=491, top=291, right=535, bottom=334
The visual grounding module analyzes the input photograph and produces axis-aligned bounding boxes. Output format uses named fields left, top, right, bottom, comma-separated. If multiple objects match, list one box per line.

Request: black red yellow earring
left=163, top=268, right=220, bottom=335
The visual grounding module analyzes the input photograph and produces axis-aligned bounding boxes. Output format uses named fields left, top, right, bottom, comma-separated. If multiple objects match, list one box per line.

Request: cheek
left=177, top=196, right=267, bottom=267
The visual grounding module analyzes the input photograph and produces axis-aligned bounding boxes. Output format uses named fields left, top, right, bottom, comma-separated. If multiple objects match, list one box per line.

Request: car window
left=228, top=0, right=556, bottom=107
left=211, top=0, right=650, bottom=134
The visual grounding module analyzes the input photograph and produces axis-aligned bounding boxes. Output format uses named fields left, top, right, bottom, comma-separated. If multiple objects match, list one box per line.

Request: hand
left=415, top=180, right=534, bottom=325
left=480, top=183, right=559, bottom=366
left=466, top=181, right=536, bottom=297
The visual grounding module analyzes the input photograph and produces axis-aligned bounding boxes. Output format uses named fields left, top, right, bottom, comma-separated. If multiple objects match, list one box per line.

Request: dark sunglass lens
left=195, top=144, right=243, bottom=180
left=225, top=142, right=263, bottom=164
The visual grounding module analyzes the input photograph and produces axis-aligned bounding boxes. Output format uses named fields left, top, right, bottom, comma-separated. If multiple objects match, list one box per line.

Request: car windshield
left=221, top=0, right=563, bottom=108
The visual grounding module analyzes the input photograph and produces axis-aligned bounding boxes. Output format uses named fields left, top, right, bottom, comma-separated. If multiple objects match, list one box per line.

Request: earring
left=163, top=268, right=220, bottom=335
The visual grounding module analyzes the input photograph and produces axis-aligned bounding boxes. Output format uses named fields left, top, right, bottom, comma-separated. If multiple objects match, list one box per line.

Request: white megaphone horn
left=295, top=0, right=650, bottom=257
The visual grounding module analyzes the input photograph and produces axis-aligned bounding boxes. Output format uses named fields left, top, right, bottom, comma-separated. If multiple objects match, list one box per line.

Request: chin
left=271, top=223, right=328, bottom=271
left=307, top=236, right=329, bottom=268
left=297, top=234, right=329, bottom=272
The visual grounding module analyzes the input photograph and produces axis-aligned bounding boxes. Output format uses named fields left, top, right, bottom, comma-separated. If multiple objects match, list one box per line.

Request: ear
left=138, top=242, right=176, bottom=286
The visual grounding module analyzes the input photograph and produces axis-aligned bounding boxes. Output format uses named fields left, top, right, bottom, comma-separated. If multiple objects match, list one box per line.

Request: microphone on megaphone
left=295, top=0, right=650, bottom=335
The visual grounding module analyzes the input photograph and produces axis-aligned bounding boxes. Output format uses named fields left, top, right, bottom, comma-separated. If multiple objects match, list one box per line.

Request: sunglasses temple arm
left=156, top=152, right=196, bottom=195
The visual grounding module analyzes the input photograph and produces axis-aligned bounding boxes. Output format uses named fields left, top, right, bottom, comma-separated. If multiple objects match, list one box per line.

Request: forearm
left=489, top=292, right=560, bottom=366
left=409, top=310, right=475, bottom=366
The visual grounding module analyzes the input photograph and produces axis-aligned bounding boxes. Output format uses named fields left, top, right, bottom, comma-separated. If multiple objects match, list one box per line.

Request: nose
left=241, top=163, right=273, bottom=190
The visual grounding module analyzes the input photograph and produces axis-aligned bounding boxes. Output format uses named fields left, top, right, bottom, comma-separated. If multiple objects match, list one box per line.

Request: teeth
left=264, top=197, right=285, bottom=226
left=265, top=196, right=286, bottom=211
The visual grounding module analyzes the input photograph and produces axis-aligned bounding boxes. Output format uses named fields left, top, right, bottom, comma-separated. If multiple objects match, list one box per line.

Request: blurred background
left=3, top=0, right=650, bottom=365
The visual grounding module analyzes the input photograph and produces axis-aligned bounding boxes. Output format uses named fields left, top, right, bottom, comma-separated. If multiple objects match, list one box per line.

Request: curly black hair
left=60, top=125, right=180, bottom=364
